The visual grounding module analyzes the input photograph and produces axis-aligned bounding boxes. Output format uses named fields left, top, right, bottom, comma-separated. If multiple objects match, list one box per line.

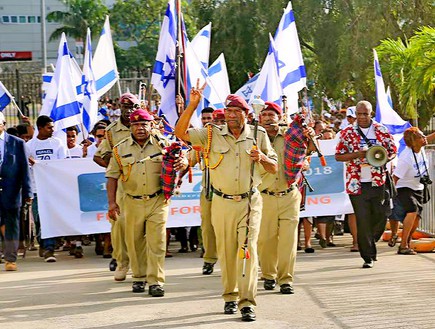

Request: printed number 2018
left=305, top=166, right=332, bottom=176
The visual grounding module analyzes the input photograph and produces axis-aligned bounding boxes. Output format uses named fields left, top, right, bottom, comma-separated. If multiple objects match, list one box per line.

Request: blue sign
left=305, top=156, right=344, bottom=195
left=78, top=173, right=108, bottom=212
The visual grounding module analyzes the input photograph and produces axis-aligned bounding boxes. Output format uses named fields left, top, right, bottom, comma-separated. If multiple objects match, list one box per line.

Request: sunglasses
left=96, top=134, right=105, bottom=138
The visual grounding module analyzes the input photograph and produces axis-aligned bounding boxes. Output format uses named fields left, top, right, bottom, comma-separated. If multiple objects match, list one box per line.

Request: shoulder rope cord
left=113, top=146, right=132, bottom=182
left=106, top=130, right=114, bottom=149
left=195, top=149, right=205, bottom=171
left=204, top=125, right=223, bottom=169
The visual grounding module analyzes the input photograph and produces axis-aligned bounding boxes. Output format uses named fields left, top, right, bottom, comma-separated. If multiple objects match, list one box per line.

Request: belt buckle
left=142, top=195, right=151, bottom=200
left=232, top=195, right=242, bottom=202
left=276, top=192, right=285, bottom=197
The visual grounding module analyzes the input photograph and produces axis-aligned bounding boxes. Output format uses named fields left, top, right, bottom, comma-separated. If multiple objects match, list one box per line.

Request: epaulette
left=105, top=121, right=117, bottom=131
left=113, top=136, right=130, bottom=148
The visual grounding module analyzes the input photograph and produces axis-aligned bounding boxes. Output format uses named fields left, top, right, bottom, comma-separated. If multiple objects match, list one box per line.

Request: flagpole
left=176, top=0, right=182, bottom=115
left=11, top=98, right=25, bottom=117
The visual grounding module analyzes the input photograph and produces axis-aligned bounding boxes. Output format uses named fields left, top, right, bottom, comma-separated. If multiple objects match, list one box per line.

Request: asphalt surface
left=1, top=234, right=435, bottom=329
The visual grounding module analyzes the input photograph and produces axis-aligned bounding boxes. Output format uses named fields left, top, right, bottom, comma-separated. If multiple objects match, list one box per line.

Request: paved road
left=1, top=235, right=434, bottom=329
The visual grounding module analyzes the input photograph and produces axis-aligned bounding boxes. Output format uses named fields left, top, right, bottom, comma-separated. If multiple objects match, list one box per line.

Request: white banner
left=34, top=139, right=353, bottom=238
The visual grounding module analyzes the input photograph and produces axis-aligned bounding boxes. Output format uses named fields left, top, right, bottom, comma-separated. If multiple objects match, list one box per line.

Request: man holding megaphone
left=335, top=101, right=397, bottom=269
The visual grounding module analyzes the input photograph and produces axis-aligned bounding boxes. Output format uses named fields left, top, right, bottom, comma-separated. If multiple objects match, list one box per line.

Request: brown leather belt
left=261, top=185, right=296, bottom=197
left=211, top=186, right=257, bottom=202
left=128, top=190, right=162, bottom=200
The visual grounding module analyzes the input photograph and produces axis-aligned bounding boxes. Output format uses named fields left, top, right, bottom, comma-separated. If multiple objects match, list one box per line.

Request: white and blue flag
left=191, top=23, right=211, bottom=71
left=274, top=1, right=306, bottom=113
left=40, top=33, right=82, bottom=132
left=93, top=16, right=119, bottom=97
left=203, top=53, right=230, bottom=109
left=235, top=73, right=259, bottom=104
left=0, top=81, right=13, bottom=111
left=249, top=34, right=283, bottom=108
left=373, top=49, right=411, bottom=153
left=81, top=28, right=99, bottom=133
left=151, top=0, right=177, bottom=126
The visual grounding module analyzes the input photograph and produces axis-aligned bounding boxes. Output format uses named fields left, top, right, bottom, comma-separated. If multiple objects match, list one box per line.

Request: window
left=28, top=16, right=36, bottom=23
left=2, top=16, right=9, bottom=23
left=11, top=16, right=18, bottom=23
left=37, top=16, right=41, bottom=23
left=19, top=16, right=26, bottom=23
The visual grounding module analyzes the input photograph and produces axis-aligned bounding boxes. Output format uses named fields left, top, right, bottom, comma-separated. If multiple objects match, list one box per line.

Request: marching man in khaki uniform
left=175, top=89, right=278, bottom=322
left=106, top=109, right=188, bottom=296
left=93, top=93, right=138, bottom=280
left=258, top=102, right=315, bottom=294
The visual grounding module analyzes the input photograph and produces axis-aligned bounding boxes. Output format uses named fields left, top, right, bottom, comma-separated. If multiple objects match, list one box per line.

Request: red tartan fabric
left=161, top=142, right=183, bottom=200
left=335, top=121, right=397, bottom=195
left=284, top=115, right=308, bottom=186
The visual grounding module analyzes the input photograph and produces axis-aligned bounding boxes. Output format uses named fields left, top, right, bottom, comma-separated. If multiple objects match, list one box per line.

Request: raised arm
left=174, top=85, right=204, bottom=142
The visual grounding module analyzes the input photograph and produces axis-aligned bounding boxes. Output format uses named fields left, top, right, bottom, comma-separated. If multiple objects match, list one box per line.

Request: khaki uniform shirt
left=95, top=120, right=130, bottom=158
left=188, top=124, right=277, bottom=195
left=258, top=126, right=290, bottom=192
left=106, top=136, right=167, bottom=196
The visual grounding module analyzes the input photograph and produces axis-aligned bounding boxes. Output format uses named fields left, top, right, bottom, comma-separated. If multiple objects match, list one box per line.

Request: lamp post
left=41, top=0, right=47, bottom=72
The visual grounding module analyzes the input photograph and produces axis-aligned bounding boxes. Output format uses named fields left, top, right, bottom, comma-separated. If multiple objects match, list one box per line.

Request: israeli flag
left=274, top=1, right=306, bottom=112
left=81, top=28, right=99, bottom=134
left=203, top=53, right=230, bottom=109
left=93, top=16, right=119, bottom=97
left=40, top=33, right=82, bottom=132
left=373, top=49, right=411, bottom=153
left=235, top=73, right=259, bottom=104
left=191, top=23, right=211, bottom=70
left=249, top=34, right=283, bottom=108
left=0, top=81, right=13, bottom=111
left=151, top=0, right=177, bottom=126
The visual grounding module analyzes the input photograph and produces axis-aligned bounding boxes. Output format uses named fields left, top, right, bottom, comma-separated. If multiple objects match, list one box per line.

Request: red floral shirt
left=336, top=121, right=397, bottom=195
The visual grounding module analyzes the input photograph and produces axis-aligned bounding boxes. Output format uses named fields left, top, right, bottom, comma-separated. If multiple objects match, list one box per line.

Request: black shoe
left=132, top=281, right=145, bottom=293
left=327, top=242, right=336, bottom=247
left=190, top=244, right=198, bottom=252
left=263, top=279, right=276, bottom=290
left=109, top=258, right=117, bottom=272
left=297, top=245, right=302, bottom=251
left=178, top=247, right=189, bottom=253
left=202, top=262, right=214, bottom=275
left=224, top=301, right=238, bottom=314
left=149, top=284, right=165, bottom=297
left=280, top=283, right=294, bottom=294
left=240, top=307, right=256, bottom=322
left=362, top=260, right=374, bottom=268
left=304, top=247, right=315, bottom=253
left=319, top=238, right=327, bottom=248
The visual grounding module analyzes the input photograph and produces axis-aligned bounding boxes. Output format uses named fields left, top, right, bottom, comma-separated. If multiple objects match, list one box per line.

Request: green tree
left=46, top=0, right=108, bottom=41
left=377, top=27, right=435, bottom=128
left=110, top=0, right=196, bottom=71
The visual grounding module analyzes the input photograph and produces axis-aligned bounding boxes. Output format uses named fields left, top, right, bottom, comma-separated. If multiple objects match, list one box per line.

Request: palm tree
left=377, top=27, right=435, bottom=128
left=46, top=0, right=108, bottom=42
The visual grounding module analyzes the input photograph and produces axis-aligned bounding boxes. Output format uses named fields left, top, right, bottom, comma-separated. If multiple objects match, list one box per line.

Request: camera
left=420, top=176, right=432, bottom=185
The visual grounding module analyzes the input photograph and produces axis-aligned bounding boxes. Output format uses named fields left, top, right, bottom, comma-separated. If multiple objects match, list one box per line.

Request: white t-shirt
left=86, top=143, right=98, bottom=158
left=394, top=146, right=427, bottom=191
left=66, top=144, right=83, bottom=158
left=358, top=125, right=378, bottom=182
left=27, top=137, right=67, bottom=193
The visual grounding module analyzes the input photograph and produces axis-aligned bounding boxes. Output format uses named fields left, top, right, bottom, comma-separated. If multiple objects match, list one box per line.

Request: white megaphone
left=366, top=145, right=388, bottom=167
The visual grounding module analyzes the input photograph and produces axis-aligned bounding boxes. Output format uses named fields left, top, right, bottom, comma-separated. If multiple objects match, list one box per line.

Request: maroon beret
left=212, top=108, right=225, bottom=119
left=129, top=109, right=154, bottom=122
left=120, top=93, right=139, bottom=105
left=263, top=101, right=283, bottom=116
left=225, top=94, right=250, bottom=112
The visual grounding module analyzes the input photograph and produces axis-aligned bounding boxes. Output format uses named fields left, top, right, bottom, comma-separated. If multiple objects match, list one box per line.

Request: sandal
left=388, top=234, right=398, bottom=247
left=397, top=247, right=417, bottom=255
left=350, top=245, right=359, bottom=252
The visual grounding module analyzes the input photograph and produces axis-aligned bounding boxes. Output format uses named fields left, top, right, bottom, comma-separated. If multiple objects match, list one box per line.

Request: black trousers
left=349, top=183, right=389, bottom=262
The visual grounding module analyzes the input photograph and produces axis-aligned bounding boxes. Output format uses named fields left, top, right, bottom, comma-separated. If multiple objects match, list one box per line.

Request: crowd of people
left=0, top=87, right=433, bottom=322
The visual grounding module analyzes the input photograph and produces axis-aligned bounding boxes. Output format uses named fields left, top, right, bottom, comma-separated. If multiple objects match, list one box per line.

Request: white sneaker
left=114, top=266, right=128, bottom=281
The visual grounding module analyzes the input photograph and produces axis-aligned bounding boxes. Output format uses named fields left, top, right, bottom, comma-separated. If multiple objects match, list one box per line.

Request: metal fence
left=419, top=145, right=435, bottom=236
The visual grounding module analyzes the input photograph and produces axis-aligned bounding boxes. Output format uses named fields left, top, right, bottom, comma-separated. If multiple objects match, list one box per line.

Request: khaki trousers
left=258, top=189, right=301, bottom=285
left=211, top=191, right=262, bottom=309
left=123, top=194, right=168, bottom=285
left=111, top=187, right=129, bottom=267
left=200, top=190, right=217, bottom=264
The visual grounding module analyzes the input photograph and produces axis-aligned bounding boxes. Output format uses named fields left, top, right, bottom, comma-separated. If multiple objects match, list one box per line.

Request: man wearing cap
left=106, top=109, right=188, bottom=296
left=212, top=109, right=226, bottom=126
left=175, top=89, right=278, bottom=322
left=93, top=93, right=139, bottom=280
left=258, top=102, right=315, bottom=295
left=0, top=112, right=33, bottom=271
left=340, top=106, right=357, bottom=130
